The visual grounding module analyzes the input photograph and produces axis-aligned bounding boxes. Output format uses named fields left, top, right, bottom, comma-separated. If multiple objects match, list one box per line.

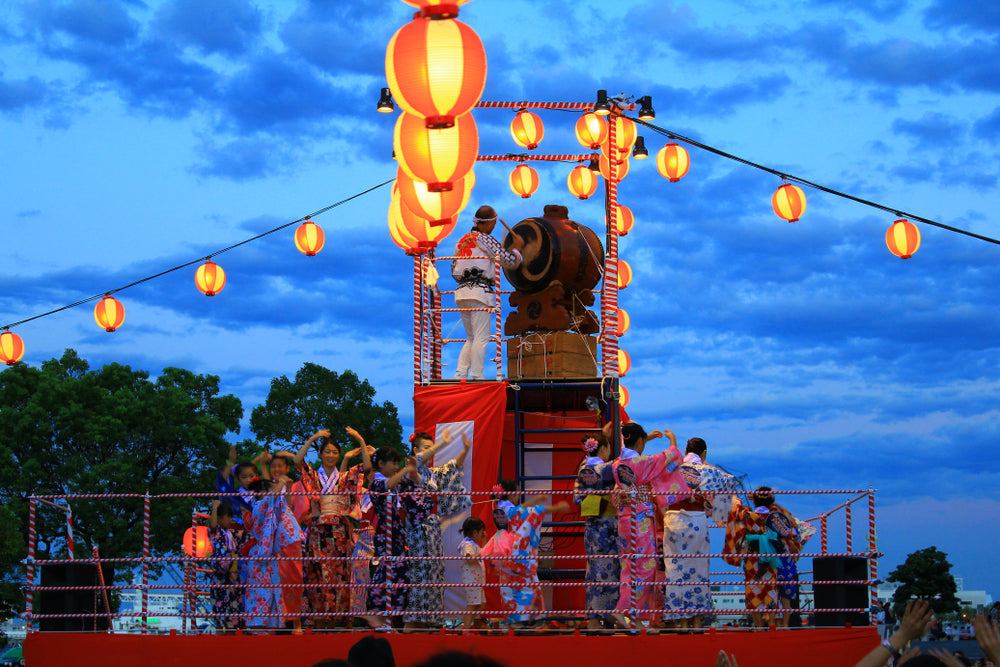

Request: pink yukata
left=611, top=445, right=687, bottom=617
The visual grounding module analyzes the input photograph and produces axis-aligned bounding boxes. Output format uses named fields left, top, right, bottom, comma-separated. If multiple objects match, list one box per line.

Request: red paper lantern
left=619, top=384, right=630, bottom=408
left=885, top=218, right=921, bottom=259
left=399, top=0, right=471, bottom=18
left=0, top=331, right=25, bottom=365
left=294, top=220, right=325, bottom=256
left=385, top=17, right=487, bottom=128
left=396, top=167, right=475, bottom=225
left=94, top=295, right=125, bottom=332
left=772, top=183, right=807, bottom=222
left=616, top=308, right=630, bottom=337
left=195, top=261, right=226, bottom=297
left=567, top=165, right=598, bottom=200
left=607, top=204, right=634, bottom=236
left=509, top=164, right=539, bottom=198
left=617, top=260, right=632, bottom=289
left=575, top=112, right=608, bottom=149
left=394, top=111, right=478, bottom=192
left=656, top=143, right=690, bottom=182
left=510, top=110, right=544, bottom=150
left=618, top=349, right=631, bottom=376
left=605, top=116, right=637, bottom=155
left=599, top=152, right=630, bottom=182
left=388, top=185, right=457, bottom=254
left=182, top=525, right=213, bottom=558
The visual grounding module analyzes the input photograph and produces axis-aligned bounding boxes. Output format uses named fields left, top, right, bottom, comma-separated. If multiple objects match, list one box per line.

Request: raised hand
left=973, top=614, right=1000, bottom=665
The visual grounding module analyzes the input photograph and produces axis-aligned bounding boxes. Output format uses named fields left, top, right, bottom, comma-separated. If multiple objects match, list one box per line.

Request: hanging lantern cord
left=631, top=116, right=1000, bottom=246
left=1, top=177, right=395, bottom=330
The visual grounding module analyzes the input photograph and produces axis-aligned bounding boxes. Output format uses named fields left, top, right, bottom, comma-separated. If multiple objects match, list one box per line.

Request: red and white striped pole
left=820, top=515, right=828, bottom=555
left=493, top=256, right=502, bottom=380
left=602, top=114, right=620, bottom=376
left=25, top=497, right=37, bottom=631
left=413, top=255, right=423, bottom=384
left=141, top=491, right=150, bottom=634
left=868, top=487, right=878, bottom=626
left=845, top=502, right=853, bottom=554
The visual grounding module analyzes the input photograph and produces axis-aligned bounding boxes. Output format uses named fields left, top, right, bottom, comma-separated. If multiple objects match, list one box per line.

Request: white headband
left=473, top=214, right=497, bottom=223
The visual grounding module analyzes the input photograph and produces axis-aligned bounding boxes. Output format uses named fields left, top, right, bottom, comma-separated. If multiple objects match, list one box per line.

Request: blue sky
left=2, top=0, right=999, bottom=599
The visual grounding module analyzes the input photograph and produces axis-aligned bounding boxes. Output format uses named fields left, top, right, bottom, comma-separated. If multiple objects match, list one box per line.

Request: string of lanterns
left=384, top=0, right=487, bottom=255
left=0, top=180, right=395, bottom=366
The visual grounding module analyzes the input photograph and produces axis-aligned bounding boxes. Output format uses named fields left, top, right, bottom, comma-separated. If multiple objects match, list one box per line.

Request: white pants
left=456, top=299, right=492, bottom=379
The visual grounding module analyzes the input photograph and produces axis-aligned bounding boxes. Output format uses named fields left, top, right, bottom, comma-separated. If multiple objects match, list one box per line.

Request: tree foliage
left=0, top=349, right=242, bottom=603
left=888, top=546, right=961, bottom=617
left=250, top=363, right=402, bottom=456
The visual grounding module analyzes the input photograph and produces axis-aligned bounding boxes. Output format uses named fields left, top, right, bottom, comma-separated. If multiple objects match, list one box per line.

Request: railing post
left=25, top=497, right=37, bottom=633
left=845, top=502, right=853, bottom=554
left=142, top=491, right=150, bottom=634
left=868, top=487, right=877, bottom=626
left=493, top=256, right=502, bottom=380
left=820, top=515, right=828, bottom=555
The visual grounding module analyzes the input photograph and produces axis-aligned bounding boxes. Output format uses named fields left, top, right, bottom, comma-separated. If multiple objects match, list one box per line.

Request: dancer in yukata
left=242, top=472, right=303, bottom=631
left=574, top=432, right=620, bottom=630
left=609, top=422, right=688, bottom=629
left=365, top=447, right=423, bottom=630
left=403, top=429, right=472, bottom=629
left=483, top=479, right=570, bottom=627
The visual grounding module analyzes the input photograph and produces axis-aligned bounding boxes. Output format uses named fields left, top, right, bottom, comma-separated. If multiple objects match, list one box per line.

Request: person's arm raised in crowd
left=344, top=426, right=374, bottom=472
left=973, top=613, right=1000, bottom=666
left=453, top=433, right=472, bottom=469
left=295, top=429, right=329, bottom=466
left=852, top=599, right=935, bottom=667
left=220, top=445, right=237, bottom=481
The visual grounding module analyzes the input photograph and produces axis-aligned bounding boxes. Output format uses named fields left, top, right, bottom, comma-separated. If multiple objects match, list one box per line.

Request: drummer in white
left=451, top=205, right=524, bottom=379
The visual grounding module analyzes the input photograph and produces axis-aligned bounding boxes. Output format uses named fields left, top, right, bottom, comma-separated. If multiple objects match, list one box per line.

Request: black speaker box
left=38, top=562, right=115, bottom=631
left=812, top=556, right=869, bottom=627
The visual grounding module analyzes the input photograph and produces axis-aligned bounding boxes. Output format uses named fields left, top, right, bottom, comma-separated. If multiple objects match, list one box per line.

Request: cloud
left=808, top=0, right=908, bottom=21
left=924, top=1, right=1000, bottom=32
left=891, top=113, right=967, bottom=150
left=152, top=0, right=263, bottom=57
left=0, top=74, right=48, bottom=112
left=279, top=0, right=398, bottom=77
left=973, top=106, right=1000, bottom=145
left=23, top=0, right=138, bottom=47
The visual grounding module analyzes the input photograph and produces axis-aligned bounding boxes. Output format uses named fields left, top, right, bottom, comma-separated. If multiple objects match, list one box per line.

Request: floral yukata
left=209, top=524, right=245, bottom=629
left=767, top=503, right=803, bottom=604
left=242, top=491, right=304, bottom=627
left=459, top=536, right=485, bottom=606
left=297, top=460, right=368, bottom=621
left=484, top=500, right=546, bottom=623
left=404, top=457, right=471, bottom=625
left=611, top=445, right=687, bottom=618
left=368, top=472, right=425, bottom=617
left=661, top=454, right=737, bottom=621
left=574, top=456, right=620, bottom=618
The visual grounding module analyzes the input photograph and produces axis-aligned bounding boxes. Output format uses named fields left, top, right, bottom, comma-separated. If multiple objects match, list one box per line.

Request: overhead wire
left=1, top=178, right=395, bottom=330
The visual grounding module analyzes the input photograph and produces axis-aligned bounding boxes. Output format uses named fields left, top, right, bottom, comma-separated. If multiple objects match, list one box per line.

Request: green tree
left=0, top=349, right=243, bottom=603
left=887, top=546, right=961, bottom=617
left=250, top=363, right=402, bottom=456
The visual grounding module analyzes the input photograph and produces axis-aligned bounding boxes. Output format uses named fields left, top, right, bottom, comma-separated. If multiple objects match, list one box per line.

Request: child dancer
left=242, top=473, right=302, bottom=631
left=216, top=445, right=269, bottom=525
left=724, top=487, right=783, bottom=627
left=486, top=479, right=570, bottom=627
left=366, top=447, right=422, bottom=629
left=458, top=516, right=487, bottom=628
left=208, top=500, right=245, bottom=630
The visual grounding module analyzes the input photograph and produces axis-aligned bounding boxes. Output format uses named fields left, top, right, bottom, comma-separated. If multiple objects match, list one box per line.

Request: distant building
left=876, top=577, right=993, bottom=609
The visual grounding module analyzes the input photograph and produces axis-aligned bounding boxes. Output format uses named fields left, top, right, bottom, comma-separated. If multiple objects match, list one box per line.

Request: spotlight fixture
left=377, top=87, right=395, bottom=113
left=593, top=89, right=611, bottom=116
left=637, top=95, right=655, bottom=120
left=632, top=136, right=649, bottom=159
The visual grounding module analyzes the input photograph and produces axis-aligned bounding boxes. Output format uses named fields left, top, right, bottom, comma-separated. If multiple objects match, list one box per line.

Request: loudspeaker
left=812, top=556, right=869, bottom=627
left=38, top=562, right=115, bottom=631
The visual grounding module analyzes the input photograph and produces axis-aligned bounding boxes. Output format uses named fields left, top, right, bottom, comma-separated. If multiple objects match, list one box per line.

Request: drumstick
left=498, top=217, right=515, bottom=235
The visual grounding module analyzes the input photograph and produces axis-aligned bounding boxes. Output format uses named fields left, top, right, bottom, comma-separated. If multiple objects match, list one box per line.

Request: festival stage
left=23, top=627, right=878, bottom=667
